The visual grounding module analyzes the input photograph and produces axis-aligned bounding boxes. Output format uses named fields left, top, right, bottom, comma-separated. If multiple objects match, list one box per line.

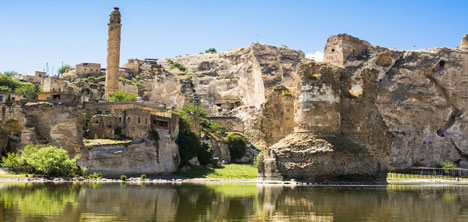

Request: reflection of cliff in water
left=1, top=183, right=468, bottom=221
left=256, top=185, right=468, bottom=221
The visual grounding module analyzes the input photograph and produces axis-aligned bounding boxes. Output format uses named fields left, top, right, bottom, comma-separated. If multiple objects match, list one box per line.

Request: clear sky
left=1, top=0, right=467, bottom=74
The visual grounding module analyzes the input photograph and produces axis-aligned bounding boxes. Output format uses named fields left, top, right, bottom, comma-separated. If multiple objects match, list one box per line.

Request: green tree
left=174, top=105, right=213, bottom=166
left=57, top=65, right=72, bottom=74
left=2, top=70, right=18, bottom=76
left=225, top=133, right=247, bottom=161
left=0, top=74, right=39, bottom=99
left=109, top=90, right=137, bottom=102
left=14, top=84, right=39, bottom=99
left=1, top=144, right=79, bottom=177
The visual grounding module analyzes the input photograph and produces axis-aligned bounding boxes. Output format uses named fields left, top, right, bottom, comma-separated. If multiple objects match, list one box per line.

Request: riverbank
left=3, top=175, right=468, bottom=186
left=3, top=166, right=468, bottom=185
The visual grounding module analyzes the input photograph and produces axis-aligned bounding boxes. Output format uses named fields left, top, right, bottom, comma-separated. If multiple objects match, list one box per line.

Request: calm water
left=0, top=182, right=467, bottom=221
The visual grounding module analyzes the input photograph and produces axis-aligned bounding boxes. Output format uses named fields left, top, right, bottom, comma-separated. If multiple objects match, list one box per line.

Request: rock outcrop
left=259, top=33, right=468, bottom=182
left=458, top=34, right=468, bottom=50
left=259, top=62, right=392, bottom=182
left=84, top=129, right=180, bottom=176
left=321, top=33, right=468, bottom=168
left=140, top=43, right=305, bottom=148
left=0, top=101, right=86, bottom=161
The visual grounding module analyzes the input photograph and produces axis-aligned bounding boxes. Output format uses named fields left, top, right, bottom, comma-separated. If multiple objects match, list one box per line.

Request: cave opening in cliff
left=439, top=60, right=446, bottom=69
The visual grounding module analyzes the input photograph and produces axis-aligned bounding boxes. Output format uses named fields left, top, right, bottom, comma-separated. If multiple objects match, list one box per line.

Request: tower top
left=109, top=7, right=121, bottom=24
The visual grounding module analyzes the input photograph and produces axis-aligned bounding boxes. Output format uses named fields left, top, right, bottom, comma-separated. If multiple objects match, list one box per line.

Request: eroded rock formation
left=259, top=33, right=468, bottom=182
left=85, top=129, right=180, bottom=176
left=259, top=62, right=392, bottom=182
left=0, top=101, right=86, bottom=161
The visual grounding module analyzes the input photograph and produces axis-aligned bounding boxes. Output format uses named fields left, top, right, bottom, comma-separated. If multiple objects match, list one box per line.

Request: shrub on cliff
left=205, top=48, right=217, bottom=54
left=253, top=151, right=264, bottom=169
left=0, top=144, right=79, bottom=177
left=440, top=160, right=456, bottom=169
left=109, top=90, right=137, bottom=102
left=225, top=133, right=247, bottom=161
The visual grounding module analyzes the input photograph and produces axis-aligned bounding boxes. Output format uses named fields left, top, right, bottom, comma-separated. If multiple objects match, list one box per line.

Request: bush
left=169, top=62, right=187, bottom=72
left=88, top=172, right=102, bottom=179
left=253, top=151, right=264, bottom=169
left=1, top=144, right=79, bottom=177
left=120, top=175, right=127, bottom=181
left=140, top=174, right=147, bottom=179
left=109, top=90, right=137, bottom=102
left=225, top=134, right=247, bottom=161
left=440, top=160, right=456, bottom=169
left=1, top=153, right=20, bottom=168
left=205, top=48, right=217, bottom=54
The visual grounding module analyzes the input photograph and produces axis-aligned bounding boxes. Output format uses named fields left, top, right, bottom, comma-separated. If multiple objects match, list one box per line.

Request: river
left=0, top=182, right=467, bottom=221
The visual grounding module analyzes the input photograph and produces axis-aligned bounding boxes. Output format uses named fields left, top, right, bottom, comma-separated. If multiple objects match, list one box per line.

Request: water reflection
left=1, top=182, right=468, bottom=221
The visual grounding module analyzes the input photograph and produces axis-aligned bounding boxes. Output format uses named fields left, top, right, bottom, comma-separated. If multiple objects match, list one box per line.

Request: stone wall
left=260, top=85, right=295, bottom=147
left=75, top=63, right=101, bottom=77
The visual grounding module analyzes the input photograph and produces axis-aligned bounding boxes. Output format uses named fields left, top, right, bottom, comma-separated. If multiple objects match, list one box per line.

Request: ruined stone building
left=24, top=71, right=46, bottom=84
left=0, top=93, right=23, bottom=103
left=37, top=92, right=76, bottom=101
left=123, top=58, right=159, bottom=74
left=84, top=102, right=178, bottom=140
left=104, top=7, right=122, bottom=99
left=41, top=76, right=66, bottom=92
left=75, top=63, right=102, bottom=77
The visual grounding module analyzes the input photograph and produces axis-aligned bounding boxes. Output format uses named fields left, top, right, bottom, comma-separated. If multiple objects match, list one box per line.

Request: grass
left=176, top=164, right=257, bottom=179
left=0, top=173, right=30, bottom=179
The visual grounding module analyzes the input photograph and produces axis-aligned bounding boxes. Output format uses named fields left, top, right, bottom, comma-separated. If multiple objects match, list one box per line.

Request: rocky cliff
left=322, top=34, right=468, bottom=168
left=133, top=43, right=304, bottom=148
left=258, top=62, right=392, bottom=182
left=131, top=34, right=468, bottom=174
left=84, top=129, right=180, bottom=177
left=0, top=101, right=86, bottom=162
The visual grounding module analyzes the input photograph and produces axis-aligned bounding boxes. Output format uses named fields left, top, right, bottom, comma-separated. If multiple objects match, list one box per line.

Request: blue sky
left=1, top=0, right=467, bottom=74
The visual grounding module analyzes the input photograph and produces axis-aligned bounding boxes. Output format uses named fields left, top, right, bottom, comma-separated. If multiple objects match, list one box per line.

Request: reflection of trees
left=173, top=184, right=256, bottom=221
left=0, top=183, right=81, bottom=220
left=1, top=183, right=468, bottom=221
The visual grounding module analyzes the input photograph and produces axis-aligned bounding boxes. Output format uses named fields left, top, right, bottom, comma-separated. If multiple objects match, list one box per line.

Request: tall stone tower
left=104, top=7, right=122, bottom=99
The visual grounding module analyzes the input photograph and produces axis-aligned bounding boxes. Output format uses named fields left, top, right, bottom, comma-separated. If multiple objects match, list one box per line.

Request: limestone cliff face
left=85, top=129, right=180, bottom=176
left=258, top=33, right=468, bottom=181
left=322, top=33, right=468, bottom=167
left=152, top=42, right=304, bottom=112
left=259, top=85, right=295, bottom=148
left=0, top=101, right=86, bottom=161
left=140, top=43, right=304, bottom=147
left=259, top=62, right=392, bottom=182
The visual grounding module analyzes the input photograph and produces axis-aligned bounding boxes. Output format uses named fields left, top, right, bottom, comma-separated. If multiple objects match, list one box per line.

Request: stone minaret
left=104, top=7, right=122, bottom=99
